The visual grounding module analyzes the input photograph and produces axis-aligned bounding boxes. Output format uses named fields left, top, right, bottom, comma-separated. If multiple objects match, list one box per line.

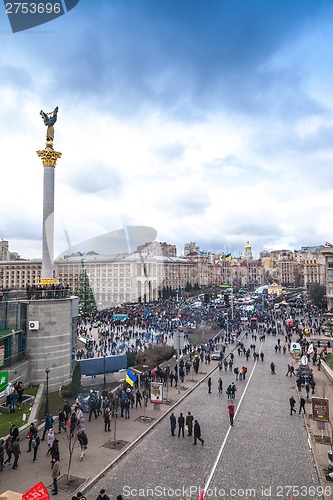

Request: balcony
left=0, top=284, right=73, bottom=301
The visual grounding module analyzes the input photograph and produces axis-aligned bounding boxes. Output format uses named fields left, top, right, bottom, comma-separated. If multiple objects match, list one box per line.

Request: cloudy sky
left=1, top=0, right=333, bottom=259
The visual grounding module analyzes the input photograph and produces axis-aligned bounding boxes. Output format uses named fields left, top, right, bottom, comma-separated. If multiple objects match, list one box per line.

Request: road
left=86, top=330, right=326, bottom=500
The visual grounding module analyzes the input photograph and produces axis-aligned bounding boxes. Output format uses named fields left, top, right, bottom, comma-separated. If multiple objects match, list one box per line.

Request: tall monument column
left=37, top=107, right=62, bottom=285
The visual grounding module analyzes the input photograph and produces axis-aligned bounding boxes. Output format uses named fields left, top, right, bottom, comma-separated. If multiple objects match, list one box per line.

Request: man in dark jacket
left=9, top=424, right=19, bottom=441
left=185, top=412, right=194, bottom=436
left=104, top=408, right=111, bottom=432
left=89, top=396, right=98, bottom=421
left=178, top=413, right=185, bottom=437
left=289, top=395, right=296, bottom=415
left=58, top=409, right=66, bottom=433
left=170, top=413, right=176, bottom=436
left=193, top=420, right=204, bottom=445
left=77, top=429, right=88, bottom=460
left=299, top=396, right=306, bottom=415
left=51, top=438, right=60, bottom=461
left=12, top=437, right=21, bottom=469
left=63, top=401, right=71, bottom=420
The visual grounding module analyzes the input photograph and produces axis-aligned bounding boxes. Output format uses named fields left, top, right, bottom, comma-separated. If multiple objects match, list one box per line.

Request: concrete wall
left=7, top=358, right=31, bottom=387
left=27, top=297, right=74, bottom=391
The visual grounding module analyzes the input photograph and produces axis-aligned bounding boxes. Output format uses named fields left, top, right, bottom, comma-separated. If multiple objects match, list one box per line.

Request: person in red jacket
left=228, top=401, right=235, bottom=426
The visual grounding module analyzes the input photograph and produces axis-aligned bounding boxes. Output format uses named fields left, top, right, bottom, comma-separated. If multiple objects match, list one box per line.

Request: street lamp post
left=45, top=368, right=50, bottom=416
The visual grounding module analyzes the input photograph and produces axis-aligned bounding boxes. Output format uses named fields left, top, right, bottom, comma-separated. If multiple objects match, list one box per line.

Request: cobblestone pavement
left=86, top=332, right=329, bottom=500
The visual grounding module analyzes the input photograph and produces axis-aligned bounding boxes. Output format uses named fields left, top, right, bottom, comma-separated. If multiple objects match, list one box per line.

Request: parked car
left=295, top=365, right=314, bottom=383
left=211, top=350, right=223, bottom=361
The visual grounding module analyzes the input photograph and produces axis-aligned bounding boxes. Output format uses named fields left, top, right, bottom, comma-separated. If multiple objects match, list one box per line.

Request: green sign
left=219, top=283, right=231, bottom=289
left=0, top=370, right=8, bottom=398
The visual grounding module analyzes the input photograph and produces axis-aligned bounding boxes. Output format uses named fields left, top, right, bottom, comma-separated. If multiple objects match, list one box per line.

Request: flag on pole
left=224, top=253, right=232, bottom=261
left=126, top=369, right=137, bottom=387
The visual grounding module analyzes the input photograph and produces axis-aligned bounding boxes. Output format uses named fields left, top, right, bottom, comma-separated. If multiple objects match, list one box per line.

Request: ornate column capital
left=36, top=147, right=62, bottom=167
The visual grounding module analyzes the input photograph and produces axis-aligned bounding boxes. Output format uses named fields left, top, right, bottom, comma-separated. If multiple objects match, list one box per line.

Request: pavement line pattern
left=201, top=343, right=262, bottom=498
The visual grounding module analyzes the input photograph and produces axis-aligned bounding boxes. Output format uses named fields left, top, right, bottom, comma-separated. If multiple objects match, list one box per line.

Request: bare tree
left=62, top=410, right=82, bottom=484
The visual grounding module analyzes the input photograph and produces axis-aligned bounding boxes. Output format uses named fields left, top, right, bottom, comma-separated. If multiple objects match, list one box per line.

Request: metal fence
left=0, top=286, right=73, bottom=301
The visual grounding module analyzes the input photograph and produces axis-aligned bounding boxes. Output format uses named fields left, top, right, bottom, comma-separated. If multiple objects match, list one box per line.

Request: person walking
left=218, top=378, right=223, bottom=394
left=124, top=398, right=130, bottom=419
left=296, top=377, right=302, bottom=392
left=42, top=413, right=54, bottom=441
left=58, top=409, right=66, bottom=434
left=96, top=489, right=110, bottom=500
left=310, top=378, right=316, bottom=394
left=289, top=395, right=296, bottom=415
left=51, top=458, right=60, bottom=495
left=193, top=420, right=204, bottom=445
left=305, top=380, right=310, bottom=399
left=170, top=413, right=176, bottom=436
left=228, top=401, right=235, bottom=426
left=186, top=411, right=194, bottom=436
left=4, top=435, right=13, bottom=465
left=51, top=438, right=60, bottom=462
left=77, top=428, right=88, bottom=461
left=26, top=422, right=37, bottom=452
left=88, top=396, right=98, bottom=421
left=12, top=437, right=21, bottom=469
left=32, top=429, right=41, bottom=462
left=63, top=401, right=71, bottom=420
left=208, top=377, right=212, bottom=394
left=47, top=428, right=55, bottom=456
left=299, top=396, right=306, bottom=415
left=270, top=362, right=275, bottom=374
left=178, top=412, right=185, bottom=437
left=135, top=389, right=142, bottom=408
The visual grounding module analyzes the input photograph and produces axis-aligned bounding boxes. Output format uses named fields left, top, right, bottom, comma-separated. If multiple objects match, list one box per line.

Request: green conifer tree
left=75, top=261, right=97, bottom=318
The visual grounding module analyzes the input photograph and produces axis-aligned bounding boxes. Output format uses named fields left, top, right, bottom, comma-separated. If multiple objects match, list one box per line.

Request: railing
left=0, top=350, right=27, bottom=368
left=0, top=285, right=73, bottom=301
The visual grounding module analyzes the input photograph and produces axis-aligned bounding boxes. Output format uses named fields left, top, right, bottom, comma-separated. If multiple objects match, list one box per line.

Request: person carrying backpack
left=31, top=430, right=40, bottom=462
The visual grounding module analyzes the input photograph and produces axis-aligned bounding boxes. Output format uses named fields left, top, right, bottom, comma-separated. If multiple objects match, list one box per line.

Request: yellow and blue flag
left=224, top=253, right=232, bottom=261
left=126, top=369, right=137, bottom=387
